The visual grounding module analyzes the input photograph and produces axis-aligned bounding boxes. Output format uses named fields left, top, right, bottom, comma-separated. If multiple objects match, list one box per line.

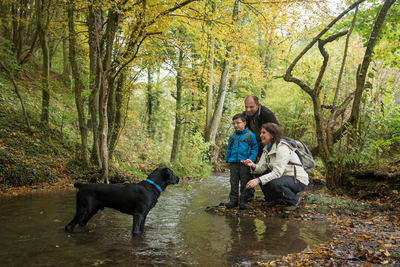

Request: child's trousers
left=229, top=163, right=252, bottom=203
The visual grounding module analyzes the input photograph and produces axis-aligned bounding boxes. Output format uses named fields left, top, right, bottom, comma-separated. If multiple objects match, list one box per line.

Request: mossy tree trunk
left=108, top=72, right=126, bottom=161
left=171, top=48, right=184, bottom=162
left=35, top=0, right=50, bottom=124
left=67, top=0, right=90, bottom=168
left=88, top=4, right=102, bottom=167
left=204, top=0, right=216, bottom=142
left=208, top=0, right=240, bottom=164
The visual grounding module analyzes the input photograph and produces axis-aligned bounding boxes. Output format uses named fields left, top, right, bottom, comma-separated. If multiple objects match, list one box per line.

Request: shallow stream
left=0, top=172, right=332, bottom=266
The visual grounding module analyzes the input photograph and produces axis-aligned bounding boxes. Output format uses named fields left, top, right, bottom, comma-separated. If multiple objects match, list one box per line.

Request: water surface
left=0, top=172, right=332, bottom=266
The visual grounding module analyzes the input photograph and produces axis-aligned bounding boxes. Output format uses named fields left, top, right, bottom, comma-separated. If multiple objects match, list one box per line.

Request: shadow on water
left=0, top=172, right=332, bottom=266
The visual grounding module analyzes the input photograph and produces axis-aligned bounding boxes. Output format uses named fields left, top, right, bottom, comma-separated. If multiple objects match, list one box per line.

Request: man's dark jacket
left=242, top=105, right=279, bottom=134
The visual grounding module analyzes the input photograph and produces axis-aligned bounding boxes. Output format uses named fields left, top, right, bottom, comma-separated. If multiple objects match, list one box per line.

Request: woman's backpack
left=282, top=137, right=316, bottom=176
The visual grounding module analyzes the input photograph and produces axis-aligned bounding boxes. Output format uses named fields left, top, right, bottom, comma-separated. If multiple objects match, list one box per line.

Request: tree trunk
left=228, top=60, right=239, bottom=92
left=12, top=4, right=18, bottom=55
left=208, top=0, right=240, bottom=164
left=99, top=73, right=110, bottom=183
left=171, top=49, right=184, bottom=162
left=204, top=36, right=214, bottom=142
left=146, top=65, right=155, bottom=134
left=0, top=2, right=10, bottom=40
left=209, top=53, right=231, bottom=163
left=107, top=73, right=116, bottom=146
left=68, top=0, right=90, bottom=168
left=36, top=0, right=50, bottom=123
left=12, top=0, right=27, bottom=61
left=204, top=0, right=216, bottom=142
left=108, top=72, right=126, bottom=160
left=349, top=0, right=395, bottom=132
left=88, top=4, right=102, bottom=167
left=62, top=32, right=71, bottom=88
left=92, top=9, right=119, bottom=183
left=99, top=9, right=119, bottom=178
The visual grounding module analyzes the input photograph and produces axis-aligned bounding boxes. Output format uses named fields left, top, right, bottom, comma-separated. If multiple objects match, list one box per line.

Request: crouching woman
left=241, top=123, right=309, bottom=211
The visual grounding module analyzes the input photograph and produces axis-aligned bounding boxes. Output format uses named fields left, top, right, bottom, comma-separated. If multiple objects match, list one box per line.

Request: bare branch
left=284, top=0, right=366, bottom=77
left=315, top=31, right=348, bottom=95
left=333, top=7, right=358, bottom=108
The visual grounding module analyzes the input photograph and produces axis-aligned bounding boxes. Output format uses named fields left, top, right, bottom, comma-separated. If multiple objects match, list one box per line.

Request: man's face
left=245, top=98, right=260, bottom=116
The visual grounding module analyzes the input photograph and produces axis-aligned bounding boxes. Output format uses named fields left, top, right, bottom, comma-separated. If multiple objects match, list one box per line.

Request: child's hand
left=241, top=159, right=255, bottom=168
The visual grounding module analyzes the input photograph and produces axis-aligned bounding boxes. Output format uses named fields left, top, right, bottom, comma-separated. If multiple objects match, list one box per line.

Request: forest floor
left=207, top=195, right=400, bottom=266
left=205, top=174, right=400, bottom=267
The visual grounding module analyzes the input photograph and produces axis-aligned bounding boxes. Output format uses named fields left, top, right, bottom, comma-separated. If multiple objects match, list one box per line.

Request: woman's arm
left=251, top=150, right=269, bottom=174
left=258, top=144, right=291, bottom=184
left=241, top=159, right=255, bottom=168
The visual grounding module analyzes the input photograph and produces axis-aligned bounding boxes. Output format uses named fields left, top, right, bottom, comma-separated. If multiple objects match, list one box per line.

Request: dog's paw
left=65, top=225, right=74, bottom=233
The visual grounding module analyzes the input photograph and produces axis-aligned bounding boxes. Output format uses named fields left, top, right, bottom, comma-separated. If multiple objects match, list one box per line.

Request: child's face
left=232, top=118, right=246, bottom=131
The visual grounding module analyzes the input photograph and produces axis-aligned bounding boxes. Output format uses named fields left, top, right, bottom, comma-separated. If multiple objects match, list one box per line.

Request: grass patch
left=299, top=193, right=375, bottom=215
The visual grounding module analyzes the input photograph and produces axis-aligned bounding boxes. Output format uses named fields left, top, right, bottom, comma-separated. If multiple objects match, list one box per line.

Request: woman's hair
left=261, top=123, right=284, bottom=144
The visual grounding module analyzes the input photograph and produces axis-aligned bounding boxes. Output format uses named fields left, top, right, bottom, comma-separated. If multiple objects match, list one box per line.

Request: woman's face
left=260, top=128, right=274, bottom=145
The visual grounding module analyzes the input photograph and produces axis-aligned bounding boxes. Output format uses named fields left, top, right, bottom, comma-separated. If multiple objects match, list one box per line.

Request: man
left=242, top=95, right=279, bottom=201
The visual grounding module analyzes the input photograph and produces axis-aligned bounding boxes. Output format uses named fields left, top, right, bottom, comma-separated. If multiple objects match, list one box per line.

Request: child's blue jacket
left=225, top=128, right=258, bottom=163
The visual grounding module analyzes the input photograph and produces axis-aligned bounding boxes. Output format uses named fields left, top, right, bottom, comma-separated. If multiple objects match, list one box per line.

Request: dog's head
left=148, top=167, right=180, bottom=191
left=164, top=167, right=180, bottom=185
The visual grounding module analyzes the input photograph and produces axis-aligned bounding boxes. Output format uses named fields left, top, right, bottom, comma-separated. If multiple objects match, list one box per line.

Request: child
left=225, top=113, right=258, bottom=209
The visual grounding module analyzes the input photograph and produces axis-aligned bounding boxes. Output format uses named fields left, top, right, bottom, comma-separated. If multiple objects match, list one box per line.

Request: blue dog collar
left=145, top=179, right=162, bottom=193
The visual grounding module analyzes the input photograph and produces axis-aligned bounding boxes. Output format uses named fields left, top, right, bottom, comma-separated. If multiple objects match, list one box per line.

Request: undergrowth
left=0, top=65, right=212, bottom=188
left=0, top=103, right=73, bottom=188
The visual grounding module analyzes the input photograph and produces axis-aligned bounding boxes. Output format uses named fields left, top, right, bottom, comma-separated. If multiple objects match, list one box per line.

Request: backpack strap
left=281, top=138, right=301, bottom=183
left=288, top=161, right=302, bottom=183
left=229, top=132, right=236, bottom=155
left=229, top=132, right=252, bottom=158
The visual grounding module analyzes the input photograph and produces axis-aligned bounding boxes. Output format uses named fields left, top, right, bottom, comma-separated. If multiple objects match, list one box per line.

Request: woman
left=241, top=123, right=309, bottom=211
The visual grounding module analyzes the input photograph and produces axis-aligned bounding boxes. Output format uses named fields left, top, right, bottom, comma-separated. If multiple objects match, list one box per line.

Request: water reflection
left=0, top=172, right=332, bottom=266
left=178, top=173, right=332, bottom=266
left=226, top=216, right=329, bottom=264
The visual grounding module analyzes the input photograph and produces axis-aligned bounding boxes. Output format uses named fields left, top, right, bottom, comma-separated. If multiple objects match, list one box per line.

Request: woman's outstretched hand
left=241, top=159, right=255, bottom=168
left=246, top=178, right=260, bottom=189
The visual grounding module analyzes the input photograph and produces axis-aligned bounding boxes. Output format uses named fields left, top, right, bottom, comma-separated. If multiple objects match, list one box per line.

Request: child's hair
left=232, top=113, right=246, bottom=122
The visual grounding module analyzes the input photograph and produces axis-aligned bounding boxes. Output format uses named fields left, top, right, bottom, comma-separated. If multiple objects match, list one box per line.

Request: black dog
left=65, top=167, right=179, bottom=234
